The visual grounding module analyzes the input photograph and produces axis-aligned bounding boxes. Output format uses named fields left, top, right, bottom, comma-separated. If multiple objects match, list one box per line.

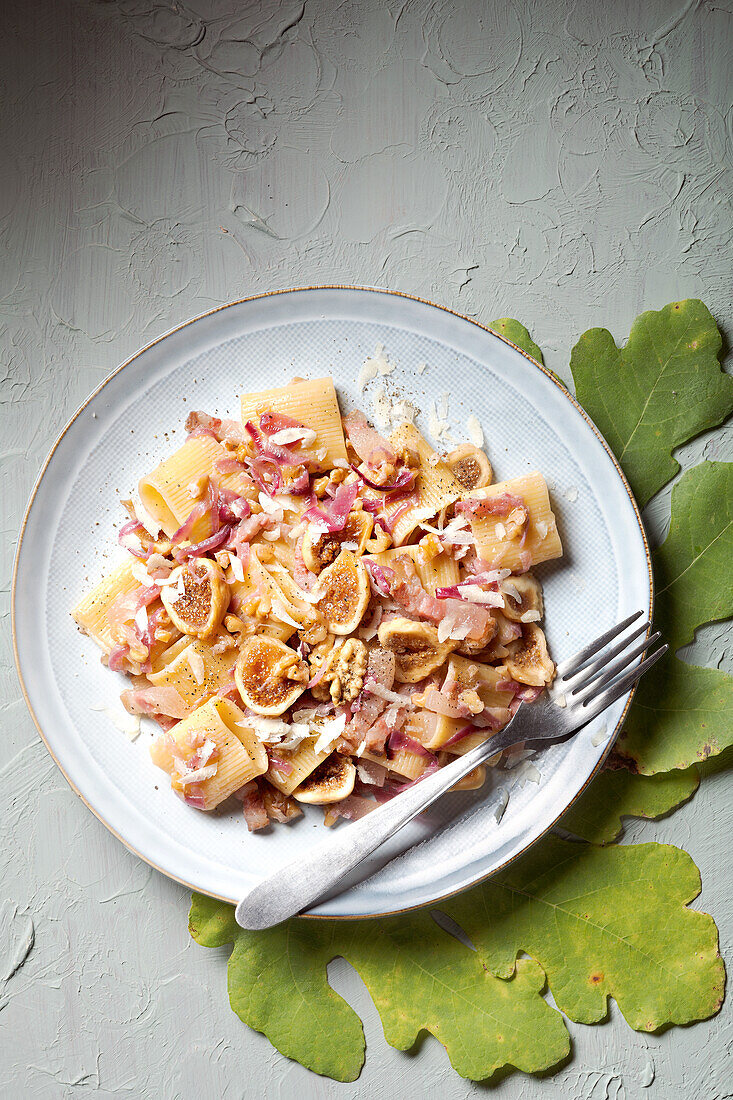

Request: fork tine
left=571, top=631, right=661, bottom=702
left=555, top=610, right=645, bottom=680
left=561, top=620, right=651, bottom=692
left=575, top=644, right=668, bottom=726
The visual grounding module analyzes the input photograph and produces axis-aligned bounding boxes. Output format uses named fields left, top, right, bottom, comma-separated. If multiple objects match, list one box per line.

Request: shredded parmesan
left=565, top=486, right=578, bottom=502
left=389, top=398, right=418, bottom=425
left=133, top=494, right=162, bottom=538
left=90, top=703, right=141, bottom=740
left=358, top=359, right=379, bottom=393
left=269, top=427, right=316, bottom=446
left=258, top=493, right=284, bottom=519
left=371, top=384, right=392, bottom=429
left=466, top=415, right=484, bottom=447
left=312, top=713, right=347, bottom=755
left=363, top=681, right=405, bottom=706
left=270, top=599, right=304, bottom=629
left=438, top=618, right=471, bottom=643
left=493, top=787, right=509, bottom=824
left=416, top=361, right=427, bottom=375
left=520, top=609, right=541, bottom=623
left=131, top=561, right=158, bottom=588
left=458, top=585, right=504, bottom=607
left=229, top=553, right=245, bottom=583
left=591, top=723, right=609, bottom=747
left=179, top=763, right=218, bottom=785
left=134, top=604, right=148, bottom=635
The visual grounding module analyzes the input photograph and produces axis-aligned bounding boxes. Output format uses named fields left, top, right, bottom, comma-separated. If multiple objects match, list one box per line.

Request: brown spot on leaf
left=590, top=972, right=603, bottom=985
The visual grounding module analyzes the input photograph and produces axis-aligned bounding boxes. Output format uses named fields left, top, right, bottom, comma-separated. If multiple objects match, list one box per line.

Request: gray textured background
left=2, top=1, right=731, bottom=1096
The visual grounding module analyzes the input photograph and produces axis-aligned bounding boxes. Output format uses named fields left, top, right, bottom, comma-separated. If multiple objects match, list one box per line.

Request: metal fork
left=236, top=611, right=666, bottom=930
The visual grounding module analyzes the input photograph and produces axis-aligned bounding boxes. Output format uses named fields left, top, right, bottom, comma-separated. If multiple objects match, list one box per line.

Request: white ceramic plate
left=13, top=288, right=651, bottom=918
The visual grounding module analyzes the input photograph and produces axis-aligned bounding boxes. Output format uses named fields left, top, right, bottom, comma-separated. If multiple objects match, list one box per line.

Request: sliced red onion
left=364, top=559, right=394, bottom=596
left=118, top=519, right=149, bottom=560
left=385, top=495, right=416, bottom=532
left=444, top=724, right=477, bottom=748
left=387, top=730, right=437, bottom=761
left=175, top=526, right=232, bottom=561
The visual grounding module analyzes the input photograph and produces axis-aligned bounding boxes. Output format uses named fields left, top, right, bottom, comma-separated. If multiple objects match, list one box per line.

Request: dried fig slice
left=377, top=616, right=454, bottom=683
left=501, top=574, right=544, bottom=623
left=234, top=636, right=308, bottom=716
left=161, top=559, right=229, bottom=639
left=445, top=444, right=492, bottom=490
left=293, top=753, right=356, bottom=804
left=503, top=623, right=554, bottom=686
left=302, top=510, right=372, bottom=572
left=316, top=550, right=370, bottom=635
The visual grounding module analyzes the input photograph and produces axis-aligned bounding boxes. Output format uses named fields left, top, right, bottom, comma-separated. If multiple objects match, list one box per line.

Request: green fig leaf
left=570, top=300, right=733, bottom=506
left=557, top=763, right=699, bottom=843
left=617, top=462, right=733, bottom=772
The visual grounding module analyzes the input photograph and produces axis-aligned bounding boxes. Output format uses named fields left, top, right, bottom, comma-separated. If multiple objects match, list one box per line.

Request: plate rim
left=11, top=284, right=653, bottom=919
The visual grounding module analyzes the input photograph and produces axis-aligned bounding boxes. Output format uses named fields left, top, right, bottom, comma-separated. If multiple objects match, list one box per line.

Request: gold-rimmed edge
left=11, top=284, right=654, bottom=920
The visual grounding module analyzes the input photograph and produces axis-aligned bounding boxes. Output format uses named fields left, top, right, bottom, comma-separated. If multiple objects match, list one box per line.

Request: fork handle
left=235, top=716, right=522, bottom=930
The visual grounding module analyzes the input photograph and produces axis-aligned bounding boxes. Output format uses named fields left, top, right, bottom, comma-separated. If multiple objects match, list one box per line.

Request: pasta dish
left=72, top=375, right=562, bottom=829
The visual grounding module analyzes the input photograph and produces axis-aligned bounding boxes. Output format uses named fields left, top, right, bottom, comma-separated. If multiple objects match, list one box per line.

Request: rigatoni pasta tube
left=72, top=560, right=139, bottom=653
left=366, top=543, right=459, bottom=595
left=148, top=632, right=238, bottom=707
left=465, top=471, right=562, bottom=570
left=139, top=435, right=254, bottom=538
left=240, top=377, right=348, bottom=470
left=384, top=422, right=464, bottom=545
left=165, top=697, right=267, bottom=810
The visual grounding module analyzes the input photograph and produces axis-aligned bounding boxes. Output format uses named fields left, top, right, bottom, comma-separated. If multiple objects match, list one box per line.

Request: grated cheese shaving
left=131, top=560, right=158, bottom=588
left=134, top=604, right=148, bottom=635
left=312, top=713, right=347, bottom=756
left=565, top=486, right=578, bottom=502
left=90, top=703, right=141, bottom=740
left=416, top=361, right=427, bottom=375
left=229, top=553, right=245, bottom=583
left=133, top=494, right=162, bottom=538
left=270, top=599, right=304, bottom=629
left=358, top=359, right=379, bottom=393
left=371, top=384, right=392, bottom=429
left=493, top=787, right=509, bottom=824
left=179, top=763, right=218, bottom=785
left=466, top=415, right=484, bottom=447
left=591, top=723, right=609, bottom=747
left=269, top=427, right=316, bottom=446
left=520, top=609, right=541, bottom=623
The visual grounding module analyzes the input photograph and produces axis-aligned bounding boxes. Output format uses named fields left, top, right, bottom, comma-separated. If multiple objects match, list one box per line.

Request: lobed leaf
left=557, top=764, right=699, bottom=843
left=189, top=895, right=570, bottom=1081
left=489, top=318, right=545, bottom=365
left=617, top=462, right=733, bottom=772
left=570, top=299, right=733, bottom=507
left=445, top=836, right=724, bottom=1032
